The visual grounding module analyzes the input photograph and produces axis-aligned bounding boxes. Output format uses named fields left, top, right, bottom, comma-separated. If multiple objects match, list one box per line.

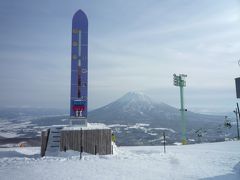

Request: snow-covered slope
left=0, top=141, right=239, bottom=180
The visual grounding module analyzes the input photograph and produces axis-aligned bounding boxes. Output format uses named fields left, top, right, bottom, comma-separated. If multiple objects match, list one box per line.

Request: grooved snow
left=0, top=141, right=240, bottom=180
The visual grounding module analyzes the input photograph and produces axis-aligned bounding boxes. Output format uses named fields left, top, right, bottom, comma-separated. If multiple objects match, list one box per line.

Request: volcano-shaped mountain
left=89, top=92, right=223, bottom=129
left=88, top=92, right=236, bottom=145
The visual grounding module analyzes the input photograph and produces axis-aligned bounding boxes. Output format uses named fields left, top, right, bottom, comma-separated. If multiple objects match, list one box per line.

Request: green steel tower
left=173, top=74, right=187, bottom=145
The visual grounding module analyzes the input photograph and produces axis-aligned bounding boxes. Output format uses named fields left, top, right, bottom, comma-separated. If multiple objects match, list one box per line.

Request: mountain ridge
left=88, top=91, right=224, bottom=129
left=88, top=91, right=235, bottom=145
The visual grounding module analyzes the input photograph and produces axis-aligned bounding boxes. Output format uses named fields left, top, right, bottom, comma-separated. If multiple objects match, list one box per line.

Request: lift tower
left=173, top=74, right=187, bottom=145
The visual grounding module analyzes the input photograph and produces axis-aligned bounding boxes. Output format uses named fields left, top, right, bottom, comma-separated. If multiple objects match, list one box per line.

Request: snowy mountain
left=88, top=92, right=236, bottom=145
left=88, top=92, right=224, bottom=128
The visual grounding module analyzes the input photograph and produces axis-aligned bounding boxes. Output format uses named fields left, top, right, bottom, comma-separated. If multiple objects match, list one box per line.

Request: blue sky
left=0, top=0, right=240, bottom=114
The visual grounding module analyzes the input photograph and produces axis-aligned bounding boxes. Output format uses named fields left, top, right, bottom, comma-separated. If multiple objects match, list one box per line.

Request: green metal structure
left=173, top=74, right=187, bottom=145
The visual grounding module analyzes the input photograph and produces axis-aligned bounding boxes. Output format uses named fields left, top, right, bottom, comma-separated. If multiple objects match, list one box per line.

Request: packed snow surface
left=62, top=123, right=110, bottom=130
left=0, top=141, right=240, bottom=180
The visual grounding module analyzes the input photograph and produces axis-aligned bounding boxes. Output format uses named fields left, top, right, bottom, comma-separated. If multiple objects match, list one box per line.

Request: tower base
left=40, top=123, right=112, bottom=156
left=60, top=124, right=112, bottom=155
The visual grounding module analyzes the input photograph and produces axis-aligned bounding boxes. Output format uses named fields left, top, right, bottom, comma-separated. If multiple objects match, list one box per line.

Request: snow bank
left=62, top=123, right=110, bottom=131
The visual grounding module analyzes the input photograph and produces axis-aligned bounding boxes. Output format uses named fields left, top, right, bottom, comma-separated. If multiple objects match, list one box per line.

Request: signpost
left=173, top=74, right=187, bottom=145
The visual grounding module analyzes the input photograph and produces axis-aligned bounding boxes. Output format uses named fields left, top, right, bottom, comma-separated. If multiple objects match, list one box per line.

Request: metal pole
left=236, top=104, right=240, bottom=140
left=163, top=131, right=166, bottom=153
left=80, top=146, right=83, bottom=159
left=180, top=83, right=186, bottom=145
left=80, top=128, right=83, bottom=159
left=234, top=109, right=240, bottom=140
left=173, top=73, right=187, bottom=145
left=95, top=145, right=97, bottom=155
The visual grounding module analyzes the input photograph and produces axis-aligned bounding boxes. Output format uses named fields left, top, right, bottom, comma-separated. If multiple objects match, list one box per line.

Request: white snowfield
left=0, top=141, right=239, bottom=180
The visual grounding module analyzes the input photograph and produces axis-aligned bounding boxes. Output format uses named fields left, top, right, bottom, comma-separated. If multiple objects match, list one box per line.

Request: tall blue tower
left=70, top=10, right=88, bottom=124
